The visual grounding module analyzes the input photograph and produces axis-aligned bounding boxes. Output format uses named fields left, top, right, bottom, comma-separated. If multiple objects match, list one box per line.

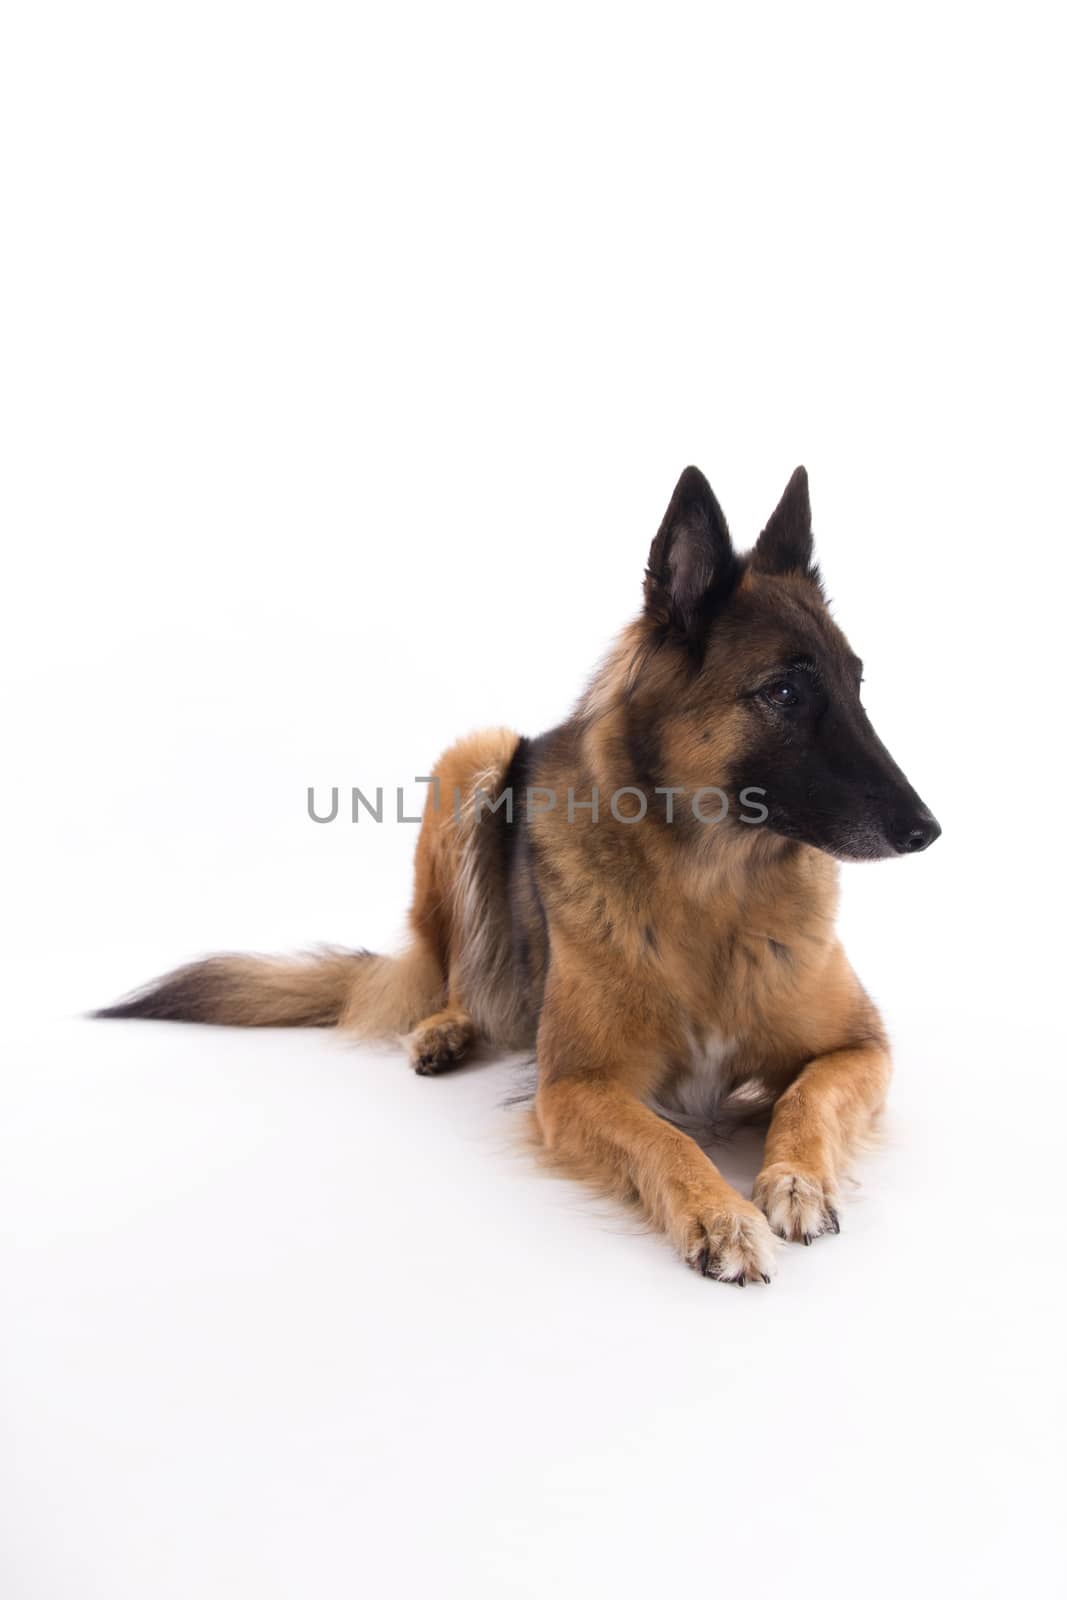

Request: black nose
left=896, top=812, right=941, bottom=854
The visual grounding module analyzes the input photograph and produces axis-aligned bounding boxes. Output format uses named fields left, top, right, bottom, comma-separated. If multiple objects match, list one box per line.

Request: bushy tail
left=95, top=942, right=444, bottom=1035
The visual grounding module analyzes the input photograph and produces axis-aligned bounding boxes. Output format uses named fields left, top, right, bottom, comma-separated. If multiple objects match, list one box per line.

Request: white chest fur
left=650, top=1028, right=776, bottom=1131
left=662, top=1028, right=737, bottom=1120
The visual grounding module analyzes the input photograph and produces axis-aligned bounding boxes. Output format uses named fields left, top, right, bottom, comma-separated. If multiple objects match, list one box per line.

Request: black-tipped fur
left=95, top=949, right=370, bottom=1028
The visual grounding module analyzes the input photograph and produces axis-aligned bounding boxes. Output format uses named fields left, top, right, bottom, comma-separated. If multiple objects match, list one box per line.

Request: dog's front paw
left=680, top=1197, right=778, bottom=1286
left=753, top=1164, right=840, bottom=1245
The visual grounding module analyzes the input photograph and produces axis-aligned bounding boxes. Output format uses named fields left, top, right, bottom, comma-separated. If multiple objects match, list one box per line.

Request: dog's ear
left=750, top=465, right=814, bottom=577
left=645, top=466, right=736, bottom=637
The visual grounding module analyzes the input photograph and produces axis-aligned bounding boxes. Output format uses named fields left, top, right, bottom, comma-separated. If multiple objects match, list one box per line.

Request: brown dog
left=99, top=466, right=940, bottom=1285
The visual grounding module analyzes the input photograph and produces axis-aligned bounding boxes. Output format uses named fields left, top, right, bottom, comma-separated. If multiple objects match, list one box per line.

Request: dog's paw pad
left=754, top=1166, right=840, bottom=1244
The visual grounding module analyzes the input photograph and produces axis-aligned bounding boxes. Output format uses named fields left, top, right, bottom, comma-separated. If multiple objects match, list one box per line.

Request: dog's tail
left=94, top=942, right=444, bottom=1035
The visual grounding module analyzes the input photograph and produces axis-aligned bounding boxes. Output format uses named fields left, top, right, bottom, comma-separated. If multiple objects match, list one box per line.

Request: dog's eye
left=763, top=681, right=800, bottom=709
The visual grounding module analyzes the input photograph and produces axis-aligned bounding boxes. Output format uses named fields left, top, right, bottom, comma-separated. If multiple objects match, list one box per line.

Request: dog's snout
left=894, top=811, right=941, bottom=854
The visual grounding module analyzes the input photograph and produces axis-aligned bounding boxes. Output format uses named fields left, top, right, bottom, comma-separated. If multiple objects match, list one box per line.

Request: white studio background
left=1, top=5, right=1064, bottom=1598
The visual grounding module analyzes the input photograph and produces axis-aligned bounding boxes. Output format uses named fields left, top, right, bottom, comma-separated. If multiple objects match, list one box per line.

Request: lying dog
left=99, top=466, right=940, bottom=1285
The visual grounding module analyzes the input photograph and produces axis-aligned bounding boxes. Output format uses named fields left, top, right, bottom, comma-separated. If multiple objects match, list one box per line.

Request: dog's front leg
left=535, top=980, right=777, bottom=1284
left=753, top=1044, right=891, bottom=1243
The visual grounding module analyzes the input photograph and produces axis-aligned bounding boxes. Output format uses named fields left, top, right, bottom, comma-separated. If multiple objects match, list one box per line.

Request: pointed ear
left=751, top=466, right=814, bottom=577
left=644, top=466, right=736, bottom=636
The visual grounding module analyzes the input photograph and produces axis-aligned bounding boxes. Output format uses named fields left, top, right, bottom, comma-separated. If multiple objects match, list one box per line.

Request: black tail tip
left=89, top=969, right=223, bottom=1024
left=92, top=999, right=154, bottom=1021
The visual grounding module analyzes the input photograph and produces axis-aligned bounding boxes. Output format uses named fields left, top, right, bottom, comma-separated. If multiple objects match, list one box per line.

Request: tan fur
left=102, top=694, right=890, bottom=1282
left=381, top=689, right=890, bottom=1282
left=99, top=468, right=925, bottom=1286
left=403, top=727, right=530, bottom=1052
left=338, top=944, right=445, bottom=1038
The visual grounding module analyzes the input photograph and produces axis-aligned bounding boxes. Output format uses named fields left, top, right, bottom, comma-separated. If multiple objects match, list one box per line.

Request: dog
left=98, top=465, right=940, bottom=1285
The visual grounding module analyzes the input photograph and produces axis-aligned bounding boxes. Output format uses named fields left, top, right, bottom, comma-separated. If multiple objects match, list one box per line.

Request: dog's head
left=639, top=465, right=940, bottom=861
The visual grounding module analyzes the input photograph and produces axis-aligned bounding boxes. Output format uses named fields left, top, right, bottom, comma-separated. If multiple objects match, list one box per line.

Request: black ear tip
left=675, top=464, right=712, bottom=496
left=780, top=465, right=811, bottom=518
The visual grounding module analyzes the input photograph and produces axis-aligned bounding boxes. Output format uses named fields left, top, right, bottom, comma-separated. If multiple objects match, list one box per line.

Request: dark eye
left=763, top=681, right=800, bottom=709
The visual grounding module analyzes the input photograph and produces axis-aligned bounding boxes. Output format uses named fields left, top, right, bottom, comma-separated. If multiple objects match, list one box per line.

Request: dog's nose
left=895, top=812, right=941, bottom=853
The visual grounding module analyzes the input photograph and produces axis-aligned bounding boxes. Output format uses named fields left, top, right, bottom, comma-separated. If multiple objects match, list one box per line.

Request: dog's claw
left=761, top=1272, right=771, bottom=1284
left=802, top=1232, right=813, bottom=1246
left=697, top=1249, right=721, bottom=1279
left=828, top=1208, right=840, bottom=1234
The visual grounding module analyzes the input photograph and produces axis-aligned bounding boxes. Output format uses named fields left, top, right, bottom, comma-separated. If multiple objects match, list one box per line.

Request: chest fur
left=651, top=1025, right=778, bottom=1130
left=656, top=1028, right=735, bottom=1118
